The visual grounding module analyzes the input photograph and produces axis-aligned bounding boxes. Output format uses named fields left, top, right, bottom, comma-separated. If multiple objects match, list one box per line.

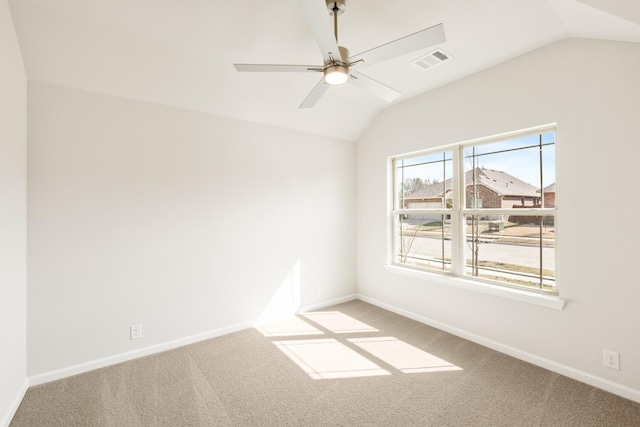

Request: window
left=390, top=126, right=557, bottom=294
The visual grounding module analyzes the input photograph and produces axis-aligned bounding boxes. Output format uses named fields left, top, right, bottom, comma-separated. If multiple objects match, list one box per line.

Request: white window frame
left=387, top=124, right=564, bottom=310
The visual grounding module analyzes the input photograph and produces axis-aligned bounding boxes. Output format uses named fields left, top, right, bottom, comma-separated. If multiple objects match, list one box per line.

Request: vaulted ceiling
left=9, top=0, right=640, bottom=140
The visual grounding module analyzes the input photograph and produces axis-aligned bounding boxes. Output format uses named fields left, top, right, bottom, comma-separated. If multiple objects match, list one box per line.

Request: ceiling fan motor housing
left=338, top=46, right=349, bottom=61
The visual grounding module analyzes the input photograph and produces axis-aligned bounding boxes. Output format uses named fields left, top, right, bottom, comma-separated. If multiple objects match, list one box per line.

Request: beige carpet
left=11, top=300, right=640, bottom=426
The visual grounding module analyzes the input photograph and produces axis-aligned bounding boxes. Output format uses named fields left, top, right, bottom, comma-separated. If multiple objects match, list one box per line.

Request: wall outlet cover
left=130, top=324, right=142, bottom=340
left=603, top=349, right=620, bottom=370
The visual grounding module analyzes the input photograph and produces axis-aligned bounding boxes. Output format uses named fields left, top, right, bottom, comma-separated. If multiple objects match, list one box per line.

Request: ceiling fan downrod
left=332, top=3, right=339, bottom=42
left=327, top=0, right=346, bottom=43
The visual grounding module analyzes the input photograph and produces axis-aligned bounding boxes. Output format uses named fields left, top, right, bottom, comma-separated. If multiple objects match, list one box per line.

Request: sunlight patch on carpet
left=273, top=338, right=390, bottom=379
left=302, top=311, right=379, bottom=334
left=349, top=337, right=462, bottom=373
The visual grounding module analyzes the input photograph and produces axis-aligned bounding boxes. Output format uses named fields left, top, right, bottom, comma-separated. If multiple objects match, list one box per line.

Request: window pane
left=464, top=214, right=555, bottom=291
left=541, top=143, right=556, bottom=208
left=464, top=134, right=555, bottom=209
left=395, top=151, right=452, bottom=209
left=395, top=213, right=451, bottom=271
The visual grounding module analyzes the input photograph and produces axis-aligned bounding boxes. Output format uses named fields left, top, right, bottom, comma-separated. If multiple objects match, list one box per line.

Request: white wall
left=27, top=82, right=356, bottom=377
left=0, top=1, right=27, bottom=425
left=357, top=38, right=640, bottom=398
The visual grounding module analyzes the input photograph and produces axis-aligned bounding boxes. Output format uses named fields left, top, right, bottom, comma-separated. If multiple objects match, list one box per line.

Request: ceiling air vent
left=411, top=49, right=452, bottom=70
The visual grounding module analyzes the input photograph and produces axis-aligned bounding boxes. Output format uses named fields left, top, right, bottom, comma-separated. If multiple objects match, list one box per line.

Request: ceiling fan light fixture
left=324, top=65, right=349, bottom=85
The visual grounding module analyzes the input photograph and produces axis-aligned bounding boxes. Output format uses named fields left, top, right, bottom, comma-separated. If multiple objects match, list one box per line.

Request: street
left=404, top=234, right=555, bottom=275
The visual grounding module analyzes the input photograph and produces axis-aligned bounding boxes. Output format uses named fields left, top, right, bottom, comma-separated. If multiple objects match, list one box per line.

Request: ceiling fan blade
left=234, top=64, right=322, bottom=72
left=349, top=70, right=401, bottom=102
left=299, top=78, right=329, bottom=108
left=298, top=0, right=342, bottom=62
left=348, top=23, right=445, bottom=67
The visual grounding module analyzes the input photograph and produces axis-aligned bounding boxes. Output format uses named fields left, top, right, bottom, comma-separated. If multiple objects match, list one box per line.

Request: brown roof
left=406, top=168, right=541, bottom=200
left=475, top=168, right=540, bottom=197
left=541, top=182, right=556, bottom=193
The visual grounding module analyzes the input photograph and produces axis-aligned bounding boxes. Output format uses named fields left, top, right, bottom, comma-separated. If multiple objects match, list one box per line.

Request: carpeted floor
left=11, top=300, right=640, bottom=426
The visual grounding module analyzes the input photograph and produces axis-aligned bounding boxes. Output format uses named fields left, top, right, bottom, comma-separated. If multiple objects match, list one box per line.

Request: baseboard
left=1, top=379, right=28, bottom=427
left=299, top=294, right=358, bottom=313
left=27, top=295, right=359, bottom=387
left=28, top=321, right=253, bottom=387
left=357, top=294, right=640, bottom=404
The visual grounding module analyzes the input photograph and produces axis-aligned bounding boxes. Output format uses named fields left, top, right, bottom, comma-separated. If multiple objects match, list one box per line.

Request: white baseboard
left=28, top=321, right=253, bottom=387
left=299, top=294, right=358, bottom=313
left=357, top=294, right=640, bottom=404
left=27, top=294, right=359, bottom=387
left=1, top=379, right=28, bottom=427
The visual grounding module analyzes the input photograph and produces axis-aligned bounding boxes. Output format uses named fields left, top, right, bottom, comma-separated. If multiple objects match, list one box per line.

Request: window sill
left=384, top=264, right=566, bottom=310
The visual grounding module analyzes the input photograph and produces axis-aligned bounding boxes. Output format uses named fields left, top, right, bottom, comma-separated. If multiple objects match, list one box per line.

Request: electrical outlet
left=130, top=324, right=142, bottom=340
left=603, top=349, right=619, bottom=370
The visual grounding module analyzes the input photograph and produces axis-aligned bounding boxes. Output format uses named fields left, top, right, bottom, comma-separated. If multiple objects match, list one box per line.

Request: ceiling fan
left=233, top=0, right=446, bottom=108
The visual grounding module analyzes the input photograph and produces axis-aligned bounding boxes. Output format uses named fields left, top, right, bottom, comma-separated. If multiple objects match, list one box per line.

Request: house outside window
left=390, top=126, right=557, bottom=294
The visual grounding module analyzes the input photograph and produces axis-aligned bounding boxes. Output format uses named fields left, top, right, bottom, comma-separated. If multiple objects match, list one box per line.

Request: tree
left=402, top=177, right=425, bottom=198
left=401, top=177, right=441, bottom=196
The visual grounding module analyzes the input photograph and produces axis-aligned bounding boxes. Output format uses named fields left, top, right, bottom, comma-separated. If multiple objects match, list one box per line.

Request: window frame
left=388, top=125, right=560, bottom=301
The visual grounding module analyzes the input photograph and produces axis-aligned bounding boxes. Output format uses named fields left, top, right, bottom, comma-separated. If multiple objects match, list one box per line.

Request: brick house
left=404, top=167, right=541, bottom=210
left=539, top=182, right=556, bottom=208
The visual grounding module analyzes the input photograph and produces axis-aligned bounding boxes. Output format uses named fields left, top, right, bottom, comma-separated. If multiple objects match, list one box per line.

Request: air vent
left=411, top=49, right=452, bottom=70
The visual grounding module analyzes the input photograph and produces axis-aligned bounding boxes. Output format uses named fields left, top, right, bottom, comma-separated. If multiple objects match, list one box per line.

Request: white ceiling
left=8, top=0, right=640, bottom=141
